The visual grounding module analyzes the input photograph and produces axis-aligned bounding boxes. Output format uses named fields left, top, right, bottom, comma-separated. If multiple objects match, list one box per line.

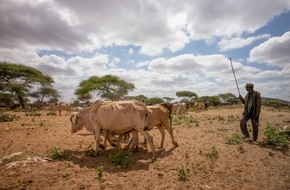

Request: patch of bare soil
left=0, top=105, right=289, bottom=190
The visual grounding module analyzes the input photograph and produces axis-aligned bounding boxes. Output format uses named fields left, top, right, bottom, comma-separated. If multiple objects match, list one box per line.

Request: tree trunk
left=17, top=94, right=26, bottom=109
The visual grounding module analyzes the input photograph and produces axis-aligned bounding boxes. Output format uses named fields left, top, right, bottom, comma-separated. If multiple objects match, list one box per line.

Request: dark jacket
left=240, top=90, right=261, bottom=118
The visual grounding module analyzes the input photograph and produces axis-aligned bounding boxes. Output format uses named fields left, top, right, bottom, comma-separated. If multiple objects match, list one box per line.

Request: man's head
left=245, top=83, right=254, bottom=91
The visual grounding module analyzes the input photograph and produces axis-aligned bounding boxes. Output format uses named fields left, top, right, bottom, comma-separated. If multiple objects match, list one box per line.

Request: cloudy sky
left=1, top=0, right=290, bottom=102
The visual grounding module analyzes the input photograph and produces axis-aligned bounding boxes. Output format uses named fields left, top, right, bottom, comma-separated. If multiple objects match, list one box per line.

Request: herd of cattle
left=52, top=100, right=208, bottom=160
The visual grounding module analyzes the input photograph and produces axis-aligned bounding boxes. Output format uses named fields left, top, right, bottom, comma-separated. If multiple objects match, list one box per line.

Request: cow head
left=69, top=112, right=83, bottom=133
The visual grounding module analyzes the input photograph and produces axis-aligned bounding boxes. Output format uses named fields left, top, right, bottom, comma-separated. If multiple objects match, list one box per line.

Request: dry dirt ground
left=0, top=105, right=289, bottom=190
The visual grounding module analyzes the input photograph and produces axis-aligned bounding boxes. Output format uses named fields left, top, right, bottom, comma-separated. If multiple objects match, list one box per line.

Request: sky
left=1, top=0, right=290, bottom=103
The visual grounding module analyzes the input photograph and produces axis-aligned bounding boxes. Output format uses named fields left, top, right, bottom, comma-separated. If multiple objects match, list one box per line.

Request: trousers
left=240, top=114, right=259, bottom=141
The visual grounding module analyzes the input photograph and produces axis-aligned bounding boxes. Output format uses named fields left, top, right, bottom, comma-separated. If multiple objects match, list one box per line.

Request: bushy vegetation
left=225, top=133, right=242, bottom=145
left=264, top=100, right=289, bottom=109
left=25, top=111, right=41, bottom=116
left=0, top=113, right=19, bottom=122
left=109, top=146, right=132, bottom=168
left=49, top=147, right=64, bottom=159
left=205, top=146, right=219, bottom=160
left=85, top=145, right=96, bottom=157
left=96, top=166, right=105, bottom=181
left=173, top=115, right=199, bottom=127
left=263, top=123, right=288, bottom=148
left=47, top=111, right=57, bottom=116
left=177, top=165, right=189, bottom=181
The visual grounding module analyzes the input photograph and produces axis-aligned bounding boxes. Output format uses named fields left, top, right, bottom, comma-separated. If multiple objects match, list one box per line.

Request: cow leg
left=128, top=130, right=139, bottom=152
left=157, top=125, right=165, bottom=148
left=166, top=127, right=178, bottom=147
left=94, top=126, right=101, bottom=156
left=137, top=130, right=156, bottom=160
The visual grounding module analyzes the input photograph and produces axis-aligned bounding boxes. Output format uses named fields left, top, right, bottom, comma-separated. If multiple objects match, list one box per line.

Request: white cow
left=70, top=100, right=156, bottom=160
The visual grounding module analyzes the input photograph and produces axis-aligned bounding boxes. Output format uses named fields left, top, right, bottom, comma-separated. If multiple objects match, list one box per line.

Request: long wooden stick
left=229, top=57, right=241, bottom=96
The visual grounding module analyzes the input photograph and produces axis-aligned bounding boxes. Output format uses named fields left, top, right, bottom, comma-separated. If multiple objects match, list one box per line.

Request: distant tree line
left=2, top=62, right=287, bottom=110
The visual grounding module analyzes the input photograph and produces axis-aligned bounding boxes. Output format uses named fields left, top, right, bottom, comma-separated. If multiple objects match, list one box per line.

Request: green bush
left=85, top=145, right=96, bottom=157
left=109, top=146, right=131, bottom=168
left=96, top=166, right=105, bottom=181
left=49, top=147, right=64, bottom=159
left=263, top=123, right=288, bottom=148
left=177, top=165, right=188, bottom=181
left=47, top=111, right=57, bottom=116
left=225, top=133, right=242, bottom=145
left=0, top=113, right=19, bottom=122
left=173, top=115, right=199, bottom=126
left=206, top=146, right=219, bottom=160
left=25, top=111, right=41, bottom=116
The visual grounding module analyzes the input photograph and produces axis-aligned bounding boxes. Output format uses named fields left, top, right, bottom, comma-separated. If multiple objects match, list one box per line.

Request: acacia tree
left=124, top=95, right=148, bottom=102
left=30, top=85, right=60, bottom=104
left=75, top=75, right=135, bottom=101
left=0, top=62, right=55, bottom=108
left=76, top=92, right=92, bottom=102
left=199, top=95, right=221, bottom=106
left=176, top=91, right=198, bottom=102
left=145, top=97, right=164, bottom=105
left=163, top=97, right=174, bottom=103
left=218, top=93, right=236, bottom=102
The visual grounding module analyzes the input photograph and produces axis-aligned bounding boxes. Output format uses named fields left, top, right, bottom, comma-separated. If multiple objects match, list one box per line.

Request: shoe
left=244, top=137, right=252, bottom=142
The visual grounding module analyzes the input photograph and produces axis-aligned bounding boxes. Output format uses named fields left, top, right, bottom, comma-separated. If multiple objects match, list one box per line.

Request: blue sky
left=0, top=0, right=290, bottom=102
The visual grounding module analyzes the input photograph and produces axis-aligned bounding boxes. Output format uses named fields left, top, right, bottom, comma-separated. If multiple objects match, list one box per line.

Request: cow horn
left=71, top=114, right=77, bottom=124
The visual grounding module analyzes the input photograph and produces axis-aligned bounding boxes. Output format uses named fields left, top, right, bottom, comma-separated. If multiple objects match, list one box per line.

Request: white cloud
left=248, top=31, right=290, bottom=67
left=1, top=1, right=290, bottom=101
left=128, top=48, right=134, bottom=54
left=1, top=0, right=289, bottom=56
left=218, top=34, right=271, bottom=51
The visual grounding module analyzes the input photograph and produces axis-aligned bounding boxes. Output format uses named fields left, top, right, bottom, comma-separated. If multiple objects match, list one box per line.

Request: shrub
left=49, top=147, right=64, bottom=159
left=85, top=145, right=96, bottom=157
left=206, top=146, right=219, bottom=160
left=109, top=146, right=131, bottom=168
left=263, top=123, right=288, bottom=148
left=0, top=113, right=19, bottom=122
left=47, top=111, right=57, bottom=116
left=227, top=114, right=237, bottom=123
left=225, top=133, right=242, bottom=145
left=217, top=115, right=225, bottom=122
left=177, top=165, right=188, bottom=181
left=25, top=111, right=41, bottom=116
left=173, top=115, right=199, bottom=127
left=96, top=166, right=105, bottom=181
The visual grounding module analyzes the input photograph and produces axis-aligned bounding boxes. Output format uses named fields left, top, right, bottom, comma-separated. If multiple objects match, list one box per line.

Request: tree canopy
left=0, top=62, right=56, bottom=108
left=75, top=75, right=135, bottom=101
left=176, top=91, right=198, bottom=102
left=218, top=93, right=237, bottom=102
left=145, top=97, right=164, bottom=105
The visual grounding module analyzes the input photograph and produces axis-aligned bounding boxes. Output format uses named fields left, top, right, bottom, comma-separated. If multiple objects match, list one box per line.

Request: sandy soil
left=0, top=105, right=289, bottom=190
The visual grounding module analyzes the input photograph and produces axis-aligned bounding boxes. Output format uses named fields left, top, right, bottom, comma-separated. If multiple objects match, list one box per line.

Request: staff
left=229, top=57, right=241, bottom=96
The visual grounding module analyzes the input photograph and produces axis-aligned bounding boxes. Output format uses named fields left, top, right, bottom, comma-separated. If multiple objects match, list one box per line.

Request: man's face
left=245, top=86, right=252, bottom=91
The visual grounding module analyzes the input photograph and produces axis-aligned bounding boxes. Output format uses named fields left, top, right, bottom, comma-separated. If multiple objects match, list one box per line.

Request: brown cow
left=54, top=102, right=71, bottom=116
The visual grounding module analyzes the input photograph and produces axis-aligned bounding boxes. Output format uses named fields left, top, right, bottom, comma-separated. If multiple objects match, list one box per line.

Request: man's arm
left=255, top=92, right=262, bottom=118
left=239, top=95, right=245, bottom=104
